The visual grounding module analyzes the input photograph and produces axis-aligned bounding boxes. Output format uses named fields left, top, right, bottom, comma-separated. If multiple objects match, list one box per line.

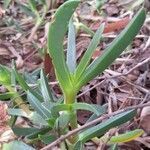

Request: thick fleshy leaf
left=0, top=65, right=11, bottom=85
left=40, top=69, right=54, bottom=102
left=67, top=18, right=76, bottom=73
left=0, top=92, right=16, bottom=101
left=72, top=103, right=105, bottom=116
left=73, top=141, right=83, bottom=150
left=13, top=65, right=43, bottom=101
left=8, top=108, right=28, bottom=117
left=51, top=104, right=71, bottom=117
left=2, top=141, right=35, bottom=150
left=12, top=127, right=41, bottom=136
left=48, top=0, right=80, bottom=92
left=39, top=134, right=56, bottom=144
left=77, top=8, right=146, bottom=89
left=12, top=127, right=52, bottom=140
left=27, top=91, right=51, bottom=119
left=75, top=23, right=105, bottom=82
left=79, top=110, right=136, bottom=143
left=29, top=112, right=48, bottom=126
left=86, top=104, right=107, bottom=123
left=55, top=113, right=71, bottom=130
left=109, top=129, right=144, bottom=144
left=26, top=127, right=51, bottom=139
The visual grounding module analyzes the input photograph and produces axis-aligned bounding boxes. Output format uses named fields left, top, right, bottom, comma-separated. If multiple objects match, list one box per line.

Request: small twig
left=40, top=102, right=150, bottom=150
left=124, top=57, right=150, bottom=75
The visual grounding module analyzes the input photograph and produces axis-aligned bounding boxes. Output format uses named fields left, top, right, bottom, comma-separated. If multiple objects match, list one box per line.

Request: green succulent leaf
left=27, top=91, right=51, bottom=119
left=67, top=18, right=76, bottom=73
left=40, top=69, right=54, bottom=102
left=0, top=92, right=16, bottom=101
left=72, top=103, right=105, bottom=116
left=48, top=0, right=80, bottom=92
left=73, top=141, right=83, bottom=150
left=77, top=8, right=146, bottom=89
left=51, top=104, right=71, bottom=118
left=2, top=141, right=35, bottom=150
left=26, top=127, right=51, bottom=140
left=12, top=127, right=41, bottom=137
left=13, top=127, right=51, bottom=140
left=8, top=108, right=28, bottom=117
left=29, top=112, right=48, bottom=126
left=79, top=109, right=136, bottom=143
left=108, top=129, right=144, bottom=144
left=0, top=65, right=11, bottom=85
left=13, top=64, right=43, bottom=101
left=86, top=104, right=107, bottom=123
left=55, top=113, right=71, bottom=130
left=39, top=134, right=57, bottom=144
left=75, top=23, right=105, bottom=83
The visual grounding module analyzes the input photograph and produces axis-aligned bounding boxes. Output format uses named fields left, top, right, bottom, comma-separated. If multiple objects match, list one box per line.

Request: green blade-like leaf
left=40, top=69, right=54, bottom=102
left=39, top=134, right=56, bottom=144
left=27, top=91, right=51, bottom=119
left=12, top=127, right=51, bottom=140
left=8, top=108, right=28, bottom=117
left=48, top=0, right=80, bottom=91
left=72, top=103, right=105, bottom=116
left=75, top=23, right=105, bottom=82
left=2, top=141, right=35, bottom=150
left=73, top=141, right=83, bottom=150
left=0, top=92, right=16, bottom=101
left=12, top=127, right=41, bottom=136
left=28, top=0, right=37, bottom=12
left=77, top=8, right=146, bottom=89
left=51, top=104, right=71, bottom=117
left=13, top=64, right=43, bottom=101
left=0, top=65, right=11, bottom=85
left=26, top=127, right=51, bottom=139
left=79, top=109, right=136, bottom=143
left=29, top=112, right=48, bottom=126
left=108, top=129, right=144, bottom=144
left=67, top=18, right=76, bottom=73
left=85, top=104, right=107, bottom=123
left=55, top=113, right=71, bottom=130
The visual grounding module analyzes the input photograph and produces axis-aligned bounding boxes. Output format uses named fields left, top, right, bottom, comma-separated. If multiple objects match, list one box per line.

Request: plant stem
left=64, top=91, right=78, bottom=144
left=69, top=110, right=78, bottom=143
